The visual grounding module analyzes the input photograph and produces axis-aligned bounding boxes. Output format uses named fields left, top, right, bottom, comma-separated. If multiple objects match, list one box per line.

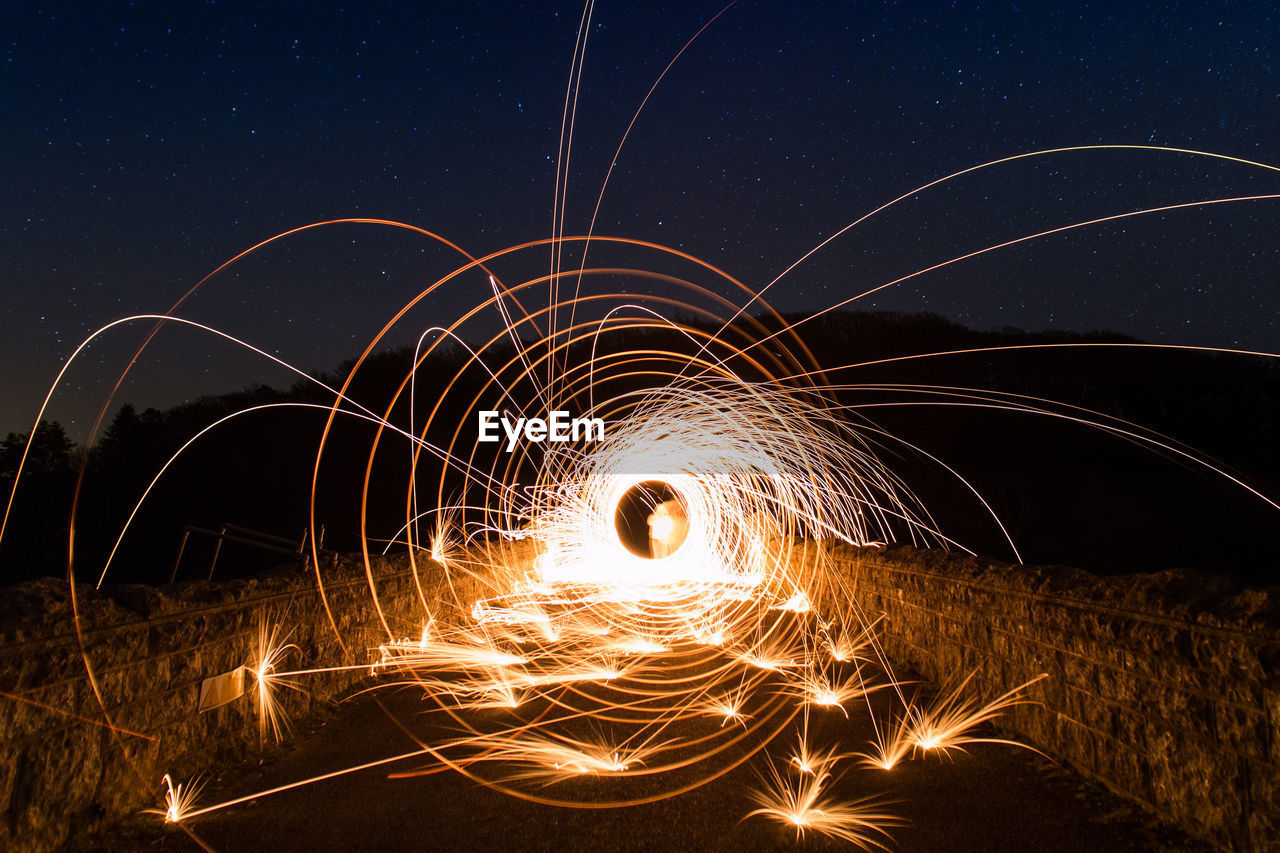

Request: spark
left=430, top=517, right=458, bottom=564
left=251, top=622, right=304, bottom=745
left=856, top=716, right=917, bottom=772
left=690, top=623, right=730, bottom=647
left=789, top=668, right=888, bottom=717
left=146, top=774, right=204, bottom=824
left=473, top=735, right=659, bottom=782
left=608, top=636, right=667, bottom=655
left=397, top=669, right=530, bottom=711
left=374, top=638, right=529, bottom=672
left=774, top=591, right=811, bottom=613
left=823, top=617, right=880, bottom=663
left=699, top=688, right=752, bottom=727
left=736, top=635, right=803, bottom=672
left=787, top=737, right=845, bottom=777
left=905, top=673, right=1048, bottom=759
left=746, top=758, right=900, bottom=849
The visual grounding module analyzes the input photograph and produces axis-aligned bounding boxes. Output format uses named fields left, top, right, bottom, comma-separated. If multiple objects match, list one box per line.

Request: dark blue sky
left=3, top=1, right=1278, bottom=437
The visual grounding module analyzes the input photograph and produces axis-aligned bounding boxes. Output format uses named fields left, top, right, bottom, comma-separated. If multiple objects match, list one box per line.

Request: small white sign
left=198, top=666, right=246, bottom=712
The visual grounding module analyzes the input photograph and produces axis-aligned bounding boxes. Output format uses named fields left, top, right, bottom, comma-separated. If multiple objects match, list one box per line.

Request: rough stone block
left=1247, top=807, right=1280, bottom=851
left=1148, top=686, right=1215, bottom=740
left=1214, top=702, right=1267, bottom=755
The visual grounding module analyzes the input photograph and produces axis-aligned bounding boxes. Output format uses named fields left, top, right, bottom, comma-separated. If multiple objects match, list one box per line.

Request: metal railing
left=169, top=522, right=325, bottom=582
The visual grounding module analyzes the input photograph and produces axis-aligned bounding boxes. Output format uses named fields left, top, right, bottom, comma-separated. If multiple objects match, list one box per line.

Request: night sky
left=3, top=1, right=1278, bottom=439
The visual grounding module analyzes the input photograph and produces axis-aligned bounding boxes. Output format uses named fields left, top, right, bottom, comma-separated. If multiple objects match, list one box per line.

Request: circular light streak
left=3, top=145, right=1277, bottom=846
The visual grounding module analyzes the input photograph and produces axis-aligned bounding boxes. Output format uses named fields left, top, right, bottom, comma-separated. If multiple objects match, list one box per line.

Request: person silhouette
left=646, top=499, right=688, bottom=558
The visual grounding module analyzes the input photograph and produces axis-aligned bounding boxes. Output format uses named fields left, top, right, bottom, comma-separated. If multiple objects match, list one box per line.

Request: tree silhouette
left=0, top=420, right=75, bottom=478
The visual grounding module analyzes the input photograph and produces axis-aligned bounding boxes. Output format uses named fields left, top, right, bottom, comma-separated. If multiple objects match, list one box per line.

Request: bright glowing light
left=856, top=716, right=916, bottom=772
left=251, top=622, right=303, bottom=745
left=775, top=591, right=811, bottom=613
left=700, top=688, right=752, bottom=727
left=146, top=774, right=204, bottom=824
left=429, top=517, right=457, bottom=565
left=905, top=674, right=1049, bottom=759
left=747, top=758, right=901, bottom=849
left=787, top=737, right=844, bottom=777
left=468, top=735, right=660, bottom=783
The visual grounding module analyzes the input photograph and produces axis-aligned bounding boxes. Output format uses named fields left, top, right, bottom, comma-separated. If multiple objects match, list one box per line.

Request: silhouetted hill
left=2, top=311, right=1275, bottom=587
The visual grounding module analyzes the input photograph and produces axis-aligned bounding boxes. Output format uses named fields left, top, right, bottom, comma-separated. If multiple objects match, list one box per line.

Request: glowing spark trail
left=5, top=8, right=1278, bottom=847
left=146, top=774, right=204, bottom=825
left=746, top=757, right=902, bottom=849
left=20, top=168, right=1276, bottom=847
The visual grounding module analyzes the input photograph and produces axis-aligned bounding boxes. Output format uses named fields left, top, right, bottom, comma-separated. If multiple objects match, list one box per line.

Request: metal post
left=169, top=529, right=191, bottom=584
left=207, top=524, right=227, bottom=580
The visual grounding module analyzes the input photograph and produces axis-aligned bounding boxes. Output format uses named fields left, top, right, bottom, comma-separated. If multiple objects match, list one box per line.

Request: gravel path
left=85, top=679, right=1204, bottom=852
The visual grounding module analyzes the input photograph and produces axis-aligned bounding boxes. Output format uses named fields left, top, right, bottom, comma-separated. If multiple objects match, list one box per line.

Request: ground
left=79, top=671, right=1207, bottom=853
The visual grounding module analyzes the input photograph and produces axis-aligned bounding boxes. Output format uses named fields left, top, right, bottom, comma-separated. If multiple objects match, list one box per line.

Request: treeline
left=1, top=311, right=1275, bottom=586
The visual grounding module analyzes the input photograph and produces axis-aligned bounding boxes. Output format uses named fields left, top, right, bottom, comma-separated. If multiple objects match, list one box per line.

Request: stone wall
left=833, top=544, right=1280, bottom=851
left=0, top=550, right=496, bottom=852
left=6, top=542, right=1277, bottom=850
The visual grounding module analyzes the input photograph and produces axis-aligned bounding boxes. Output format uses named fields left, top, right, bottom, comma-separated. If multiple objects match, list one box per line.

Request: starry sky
left=3, top=1, right=1278, bottom=438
